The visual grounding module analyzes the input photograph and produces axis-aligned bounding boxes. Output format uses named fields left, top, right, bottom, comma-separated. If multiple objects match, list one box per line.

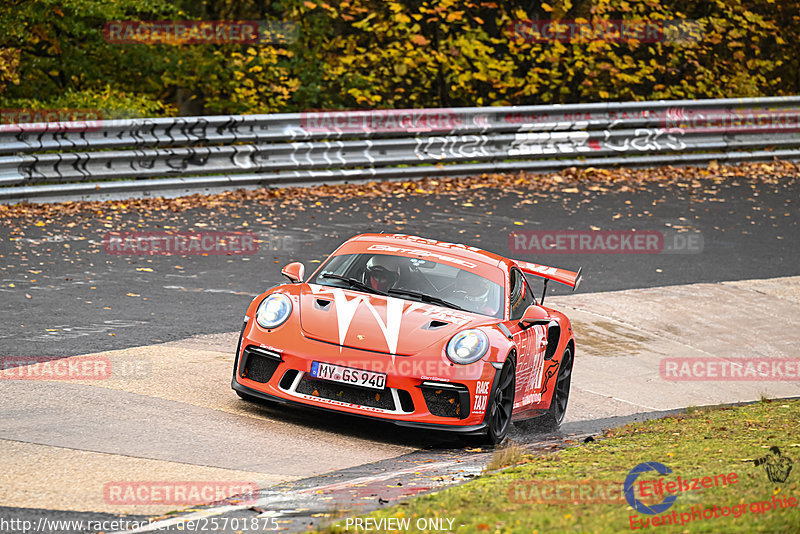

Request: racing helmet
left=455, top=270, right=492, bottom=303
left=363, top=255, right=401, bottom=292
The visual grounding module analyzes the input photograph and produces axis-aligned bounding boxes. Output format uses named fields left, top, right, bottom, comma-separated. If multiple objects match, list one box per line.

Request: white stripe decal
left=363, top=297, right=401, bottom=355
left=308, top=285, right=425, bottom=357
left=331, top=288, right=366, bottom=350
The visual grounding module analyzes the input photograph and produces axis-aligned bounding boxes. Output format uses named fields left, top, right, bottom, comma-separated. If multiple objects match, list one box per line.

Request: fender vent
left=315, top=299, right=332, bottom=310
left=545, top=323, right=561, bottom=360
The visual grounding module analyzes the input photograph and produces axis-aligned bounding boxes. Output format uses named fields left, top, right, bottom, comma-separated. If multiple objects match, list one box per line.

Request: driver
left=363, top=255, right=404, bottom=292
left=453, top=270, right=498, bottom=316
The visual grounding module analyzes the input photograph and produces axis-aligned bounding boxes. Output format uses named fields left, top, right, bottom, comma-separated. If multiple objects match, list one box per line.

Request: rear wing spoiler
left=515, top=261, right=582, bottom=301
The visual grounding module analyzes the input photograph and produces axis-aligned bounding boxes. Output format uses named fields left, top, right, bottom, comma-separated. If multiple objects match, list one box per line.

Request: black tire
left=464, top=355, right=516, bottom=447
left=535, top=346, right=573, bottom=430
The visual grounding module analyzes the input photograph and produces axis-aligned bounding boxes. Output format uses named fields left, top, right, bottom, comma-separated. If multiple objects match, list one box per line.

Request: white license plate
left=309, top=361, right=387, bottom=390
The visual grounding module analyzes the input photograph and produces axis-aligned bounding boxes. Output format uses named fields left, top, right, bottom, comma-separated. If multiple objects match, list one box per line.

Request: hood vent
left=423, top=319, right=449, bottom=330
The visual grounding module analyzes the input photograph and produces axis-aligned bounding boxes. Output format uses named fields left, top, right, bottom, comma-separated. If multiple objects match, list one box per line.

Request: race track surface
left=0, top=172, right=798, bottom=532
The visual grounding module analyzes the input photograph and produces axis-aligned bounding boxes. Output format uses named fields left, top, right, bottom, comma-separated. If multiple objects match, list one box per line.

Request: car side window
left=509, top=269, right=536, bottom=321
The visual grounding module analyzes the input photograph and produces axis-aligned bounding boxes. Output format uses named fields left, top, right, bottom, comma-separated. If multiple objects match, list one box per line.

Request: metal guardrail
left=1, top=96, right=799, bottom=203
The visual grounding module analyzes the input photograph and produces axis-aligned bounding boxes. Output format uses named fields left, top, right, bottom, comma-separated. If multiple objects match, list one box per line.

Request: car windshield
left=309, top=253, right=504, bottom=319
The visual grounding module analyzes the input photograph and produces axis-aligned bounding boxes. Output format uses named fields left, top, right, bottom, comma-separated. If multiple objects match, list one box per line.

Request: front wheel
left=465, top=355, right=516, bottom=447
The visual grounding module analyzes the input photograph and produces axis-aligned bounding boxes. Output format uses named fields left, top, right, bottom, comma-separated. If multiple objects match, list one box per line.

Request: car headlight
left=256, top=293, right=292, bottom=329
left=446, top=329, right=489, bottom=365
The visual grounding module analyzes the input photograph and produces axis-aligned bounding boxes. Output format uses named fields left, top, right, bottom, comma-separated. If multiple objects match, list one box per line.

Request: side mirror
left=281, top=262, right=305, bottom=283
left=518, top=305, right=551, bottom=329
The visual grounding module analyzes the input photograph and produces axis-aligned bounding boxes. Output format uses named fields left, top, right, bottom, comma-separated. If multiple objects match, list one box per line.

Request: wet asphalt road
left=0, top=173, right=797, bottom=533
left=0, top=175, right=797, bottom=359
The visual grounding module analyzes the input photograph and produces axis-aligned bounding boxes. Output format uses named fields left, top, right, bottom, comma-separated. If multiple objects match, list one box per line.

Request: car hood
left=299, top=283, right=488, bottom=355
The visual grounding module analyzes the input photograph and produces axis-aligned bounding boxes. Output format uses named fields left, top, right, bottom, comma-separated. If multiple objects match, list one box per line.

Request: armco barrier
left=1, top=96, right=799, bottom=203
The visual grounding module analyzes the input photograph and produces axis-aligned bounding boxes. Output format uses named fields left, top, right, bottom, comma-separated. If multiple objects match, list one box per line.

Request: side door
left=507, top=268, right=546, bottom=412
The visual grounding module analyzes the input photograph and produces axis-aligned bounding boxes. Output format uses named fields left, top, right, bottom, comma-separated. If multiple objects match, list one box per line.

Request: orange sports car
left=232, top=233, right=581, bottom=444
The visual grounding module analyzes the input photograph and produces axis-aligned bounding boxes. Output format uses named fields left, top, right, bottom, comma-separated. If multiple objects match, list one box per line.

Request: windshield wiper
left=320, top=273, right=387, bottom=295
left=387, top=289, right=465, bottom=311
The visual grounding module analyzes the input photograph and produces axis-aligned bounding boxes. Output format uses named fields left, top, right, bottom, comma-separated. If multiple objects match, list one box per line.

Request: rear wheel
left=514, top=346, right=573, bottom=432
left=537, top=347, right=573, bottom=430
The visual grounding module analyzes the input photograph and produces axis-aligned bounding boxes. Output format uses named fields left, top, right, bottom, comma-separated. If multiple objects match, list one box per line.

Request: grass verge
left=316, top=399, right=800, bottom=533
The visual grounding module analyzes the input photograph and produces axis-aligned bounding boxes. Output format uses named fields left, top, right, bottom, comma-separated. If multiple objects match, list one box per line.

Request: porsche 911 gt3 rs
left=232, top=233, right=581, bottom=444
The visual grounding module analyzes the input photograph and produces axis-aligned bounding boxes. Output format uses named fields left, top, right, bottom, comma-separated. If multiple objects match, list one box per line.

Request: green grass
left=316, top=399, right=800, bottom=533
left=485, top=441, right=529, bottom=472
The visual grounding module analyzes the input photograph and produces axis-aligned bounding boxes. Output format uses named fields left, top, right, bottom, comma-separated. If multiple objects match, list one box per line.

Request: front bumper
left=231, top=323, right=500, bottom=431
left=231, top=379, right=490, bottom=435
